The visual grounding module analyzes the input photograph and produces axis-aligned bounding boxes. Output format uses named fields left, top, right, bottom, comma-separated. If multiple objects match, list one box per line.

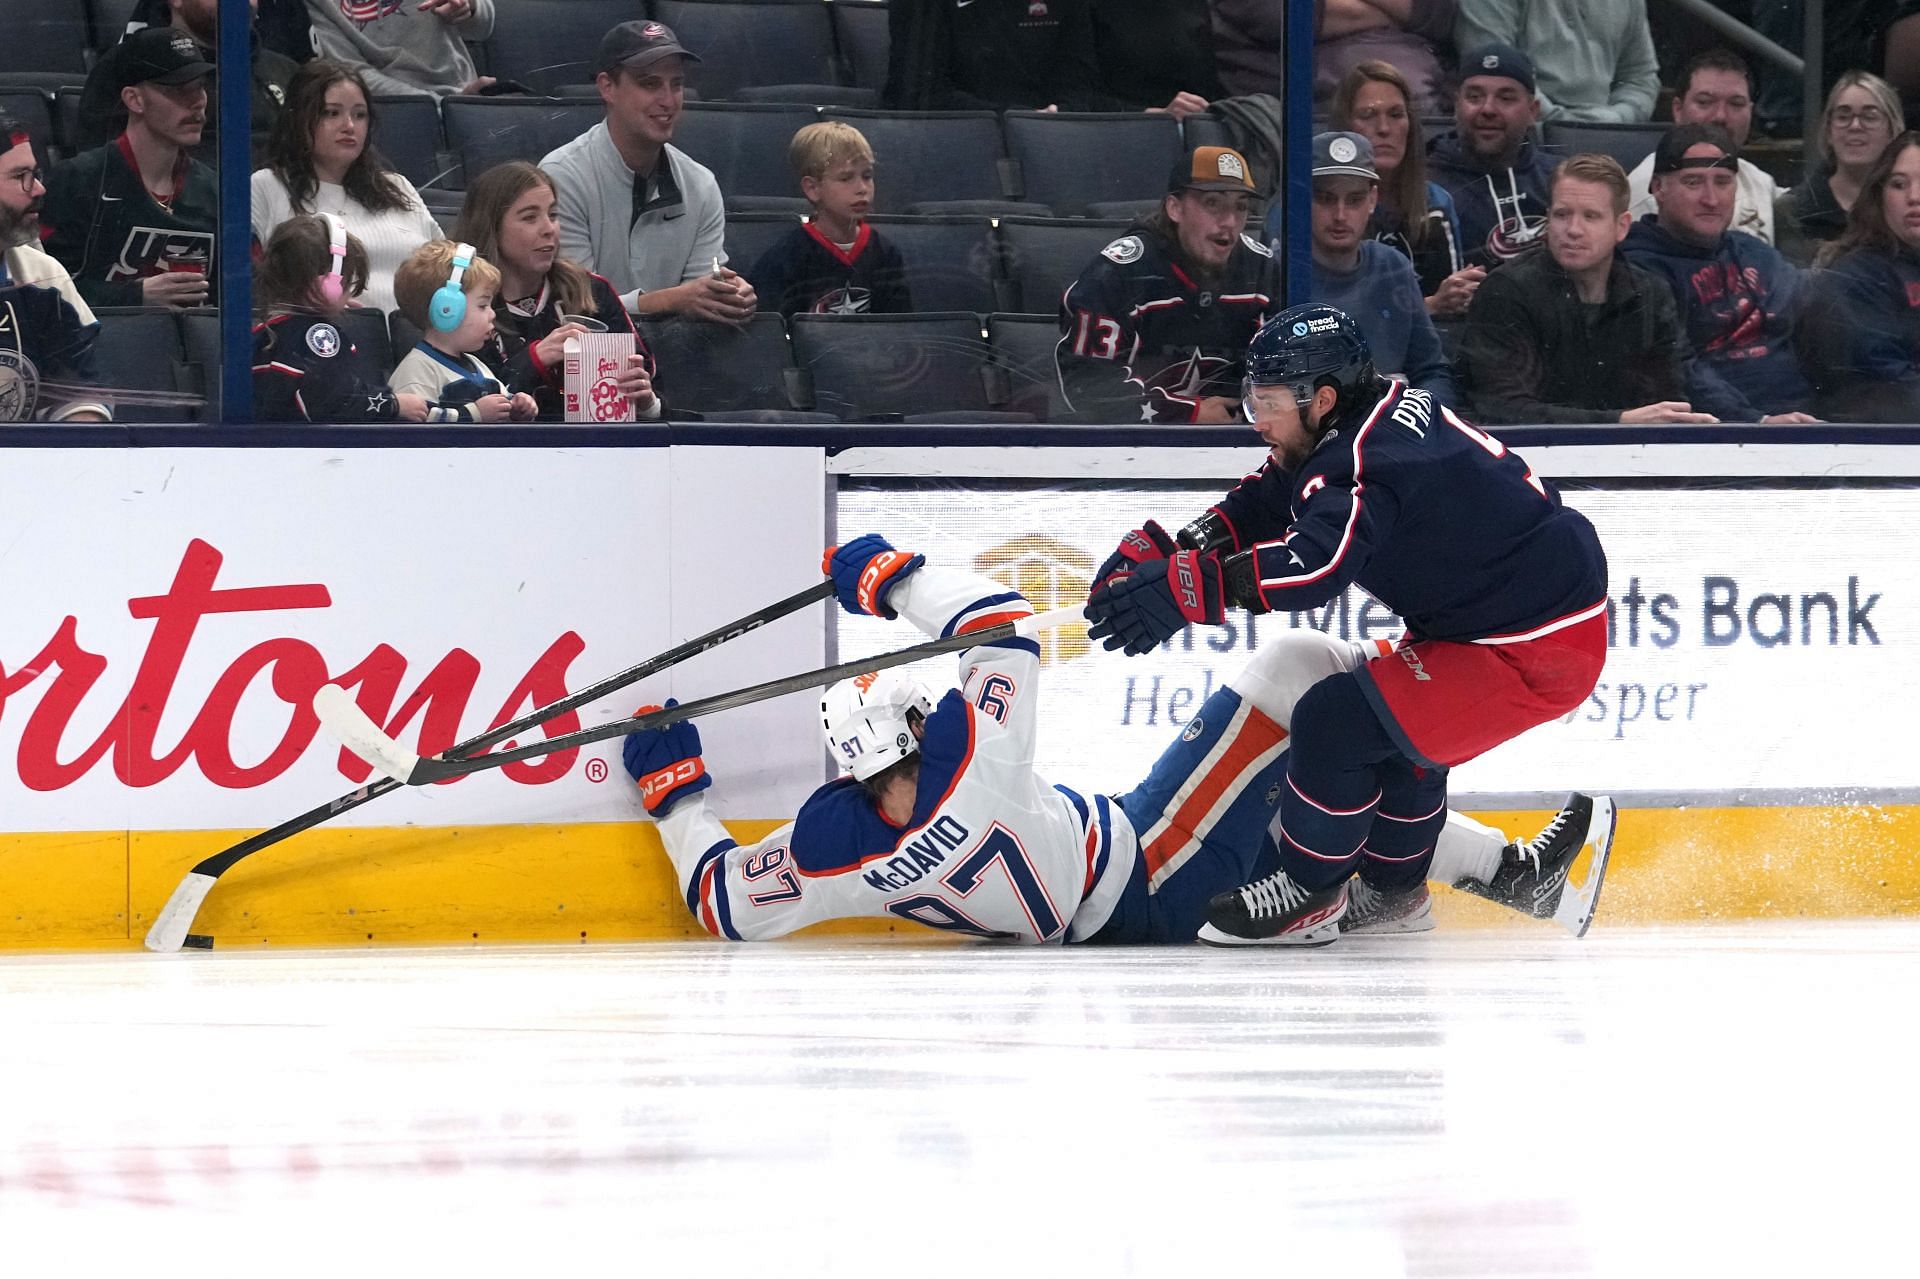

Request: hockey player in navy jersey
left=1083, top=303, right=1610, bottom=945
left=623, top=536, right=1612, bottom=944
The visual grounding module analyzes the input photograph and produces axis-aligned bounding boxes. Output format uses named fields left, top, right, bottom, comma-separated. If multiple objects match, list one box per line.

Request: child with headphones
left=389, top=239, right=538, bottom=424
left=253, top=212, right=430, bottom=422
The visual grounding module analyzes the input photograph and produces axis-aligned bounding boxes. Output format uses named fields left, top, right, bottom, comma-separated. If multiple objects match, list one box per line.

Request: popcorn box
left=563, top=331, right=637, bottom=423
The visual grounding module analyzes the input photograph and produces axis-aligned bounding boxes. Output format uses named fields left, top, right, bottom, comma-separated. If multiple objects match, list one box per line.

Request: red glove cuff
left=638, top=756, right=706, bottom=808
left=856, top=549, right=917, bottom=616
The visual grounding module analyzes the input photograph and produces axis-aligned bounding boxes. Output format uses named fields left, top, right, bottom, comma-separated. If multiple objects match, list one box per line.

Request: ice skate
left=1342, top=878, right=1435, bottom=934
left=1456, top=793, right=1615, bottom=937
left=1198, top=868, right=1347, bottom=947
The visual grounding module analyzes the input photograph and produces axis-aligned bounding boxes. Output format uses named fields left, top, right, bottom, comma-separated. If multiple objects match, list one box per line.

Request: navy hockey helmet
left=1243, top=304, right=1378, bottom=431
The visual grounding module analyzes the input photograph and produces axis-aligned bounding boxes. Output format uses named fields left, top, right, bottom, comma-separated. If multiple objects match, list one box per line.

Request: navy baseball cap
left=1460, top=43, right=1536, bottom=93
left=1313, top=131, right=1378, bottom=181
left=596, top=20, right=702, bottom=75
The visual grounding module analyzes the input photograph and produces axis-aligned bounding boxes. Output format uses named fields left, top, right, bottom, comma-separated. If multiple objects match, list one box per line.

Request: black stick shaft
left=189, top=581, right=835, bottom=875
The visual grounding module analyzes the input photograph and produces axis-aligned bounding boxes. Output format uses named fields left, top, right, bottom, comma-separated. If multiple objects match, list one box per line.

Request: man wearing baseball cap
left=42, top=26, right=217, bottom=311
left=1456, top=0, right=1659, bottom=123
left=1427, top=43, right=1558, bottom=269
left=1306, top=132, right=1456, bottom=400
left=541, top=21, right=755, bottom=322
left=1056, top=146, right=1283, bottom=422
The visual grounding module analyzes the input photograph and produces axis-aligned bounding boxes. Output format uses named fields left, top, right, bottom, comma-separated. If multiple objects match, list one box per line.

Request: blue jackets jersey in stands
left=251, top=312, right=400, bottom=423
left=653, top=566, right=1136, bottom=943
left=1426, top=131, right=1554, bottom=270
left=1620, top=216, right=1813, bottom=420
left=1209, top=380, right=1607, bottom=642
left=0, top=244, right=109, bottom=421
left=1056, top=223, right=1282, bottom=422
left=41, top=135, right=218, bottom=310
left=486, top=270, right=655, bottom=421
left=1795, top=244, right=1920, bottom=423
left=748, top=221, right=913, bottom=318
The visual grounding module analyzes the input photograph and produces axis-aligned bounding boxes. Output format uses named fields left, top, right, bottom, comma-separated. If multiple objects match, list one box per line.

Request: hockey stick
left=142, top=580, right=837, bottom=953
left=316, top=604, right=1089, bottom=788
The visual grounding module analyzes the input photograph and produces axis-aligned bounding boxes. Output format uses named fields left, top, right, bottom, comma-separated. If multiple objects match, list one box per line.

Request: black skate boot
left=1455, top=793, right=1615, bottom=937
left=1342, top=878, right=1435, bottom=934
left=1198, top=868, right=1348, bottom=947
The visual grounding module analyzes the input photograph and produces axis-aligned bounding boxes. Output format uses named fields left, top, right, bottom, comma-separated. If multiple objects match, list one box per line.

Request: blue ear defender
left=429, top=242, right=475, bottom=332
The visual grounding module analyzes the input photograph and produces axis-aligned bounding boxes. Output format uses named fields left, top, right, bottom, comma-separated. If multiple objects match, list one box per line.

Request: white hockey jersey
left=655, top=567, right=1137, bottom=943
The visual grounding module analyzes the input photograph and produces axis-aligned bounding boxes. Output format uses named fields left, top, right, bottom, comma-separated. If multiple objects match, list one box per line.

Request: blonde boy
left=389, top=240, right=538, bottom=423
left=747, top=122, right=912, bottom=317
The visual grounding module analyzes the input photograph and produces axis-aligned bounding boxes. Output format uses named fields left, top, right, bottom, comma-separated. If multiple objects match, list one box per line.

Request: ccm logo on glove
left=641, top=757, right=706, bottom=802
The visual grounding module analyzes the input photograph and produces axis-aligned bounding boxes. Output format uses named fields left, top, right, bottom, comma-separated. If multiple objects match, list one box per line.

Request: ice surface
left=2, top=923, right=1915, bottom=1276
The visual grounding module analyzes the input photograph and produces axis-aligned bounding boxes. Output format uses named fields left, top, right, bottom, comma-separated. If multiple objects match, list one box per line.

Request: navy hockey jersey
left=486, top=271, right=655, bottom=420
left=1210, top=380, right=1608, bottom=642
left=1056, top=224, right=1281, bottom=422
left=0, top=244, right=109, bottom=421
left=748, top=221, right=913, bottom=317
left=252, top=312, right=400, bottom=423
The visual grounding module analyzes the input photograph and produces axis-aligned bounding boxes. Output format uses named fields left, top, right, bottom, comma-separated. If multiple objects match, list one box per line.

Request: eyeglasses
left=3, top=167, right=40, bottom=194
left=1832, top=106, right=1889, bottom=129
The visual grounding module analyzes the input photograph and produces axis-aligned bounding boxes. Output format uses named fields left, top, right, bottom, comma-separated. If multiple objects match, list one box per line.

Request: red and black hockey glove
left=1085, top=550, right=1226, bottom=655
left=1089, top=520, right=1178, bottom=598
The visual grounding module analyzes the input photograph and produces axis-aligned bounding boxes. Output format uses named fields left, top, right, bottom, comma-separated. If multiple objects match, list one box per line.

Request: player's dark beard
left=0, top=198, right=39, bottom=250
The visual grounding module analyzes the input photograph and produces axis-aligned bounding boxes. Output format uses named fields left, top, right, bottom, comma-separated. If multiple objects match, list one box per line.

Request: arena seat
left=4, top=4, right=91, bottom=77
left=864, top=215, right=998, bottom=315
left=725, top=211, right=805, bottom=278
left=1542, top=120, right=1669, bottom=171
left=176, top=307, right=220, bottom=422
left=903, top=199, right=1050, bottom=219
left=820, top=109, right=1007, bottom=211
left=342, top=307, right=400, bottom=382
left=641, top=313, right=800, bottom=414
left=442, top=95, right=602, bottom=186
left=789, top=311, right=996, bottom=420
left=987, top=312, right=1069, bottom=423
left=829, top=0, right=890, bottom=94
left=483, top=0, right=633, bottom=95
left=0, top=88, right=56, bottom=163
left=1179, top=112, right=1233, bottom=152
left=734, top=83, right=879, bottom=110
left=673, top=102, right=820, bottom=201
left=49, top=87, right=85, bottom=155
left=650, top=0, right=840, bottom=101
left=89, top=306, right=190, bottom=422
left=993, top=216, right=1132, bottom=314
left=371, top=95, right=453, bottom=190
left=1002, top=111, right=1183, bottom=215
left=87, top=0, right=140, bottom=52
left=1085, top=199, right=1159, bottom=220
left=725, top=194, right=813, bottom=216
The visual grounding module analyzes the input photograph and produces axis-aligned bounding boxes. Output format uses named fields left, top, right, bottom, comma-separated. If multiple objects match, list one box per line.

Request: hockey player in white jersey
left=624, top=536, right=1613, bottom=944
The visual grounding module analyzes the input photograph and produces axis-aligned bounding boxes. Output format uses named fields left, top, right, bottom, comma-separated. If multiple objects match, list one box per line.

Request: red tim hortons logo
left=0, top=539, right=586, bottom=792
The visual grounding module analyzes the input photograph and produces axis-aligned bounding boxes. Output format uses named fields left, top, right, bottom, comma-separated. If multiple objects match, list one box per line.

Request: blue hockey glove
left=1084, top=550, right=1226, bottom=655
left=1089, top=520, right=1177, bottom=597
left=622, top=700, right=712, bottom=817
left=823, top=533, right=925, bottom=618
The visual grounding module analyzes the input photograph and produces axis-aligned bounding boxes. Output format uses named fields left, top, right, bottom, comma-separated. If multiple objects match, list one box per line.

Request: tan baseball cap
left=1169, top=146, right=1256, bottom=194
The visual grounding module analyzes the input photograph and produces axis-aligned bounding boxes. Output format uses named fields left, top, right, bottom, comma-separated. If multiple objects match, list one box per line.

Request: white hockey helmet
left=820, top=670, right=937, bottom=781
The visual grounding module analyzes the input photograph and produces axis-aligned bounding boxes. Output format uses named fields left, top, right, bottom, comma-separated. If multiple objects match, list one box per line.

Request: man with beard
left=43, top=28, right=217, bottom=311
left=1055, top=146, right=1282, bottom=423
left=1082, top=304, right=1608, bottom=944
left=0, top=117, right=109, bottom=422
left=1427, top=43, right=1556, bottom=269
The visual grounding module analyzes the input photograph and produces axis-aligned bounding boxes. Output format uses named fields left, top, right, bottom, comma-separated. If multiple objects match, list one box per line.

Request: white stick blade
left=313, top=684, right=422, bottom=784
left=1013, top=604, right=1088, bottom=638
left=144, top=872, right=217, bottom=953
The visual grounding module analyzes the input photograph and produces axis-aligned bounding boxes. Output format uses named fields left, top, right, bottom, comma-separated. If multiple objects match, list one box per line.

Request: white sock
left=1430, top=811, right=1508, bottom=885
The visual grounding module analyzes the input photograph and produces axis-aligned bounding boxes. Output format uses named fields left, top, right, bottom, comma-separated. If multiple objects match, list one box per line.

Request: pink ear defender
left=319, top=212, right=346, bottom=304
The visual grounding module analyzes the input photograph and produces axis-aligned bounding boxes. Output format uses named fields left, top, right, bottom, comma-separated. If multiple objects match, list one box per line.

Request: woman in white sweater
left=251, top=59, right=441, bottom=315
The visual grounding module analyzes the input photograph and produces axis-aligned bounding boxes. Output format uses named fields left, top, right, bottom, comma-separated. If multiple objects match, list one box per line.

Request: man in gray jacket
left=305, top=0, right=494, bottom=98
left=540, top=21, right=755, bottom=321
left=1456, top=0, right=1658, bottom=123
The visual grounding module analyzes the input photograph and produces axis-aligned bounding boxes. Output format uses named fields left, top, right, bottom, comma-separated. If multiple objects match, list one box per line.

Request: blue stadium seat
left=649, top=0, right=840, bottom=101
left=371, top=95, right=453, bottom=191
left=341, top=307, right=399, bottom=382
left=483, top=0, right=634, bottom=95
left=830, top=0, right=890, bottom=94
left=789, top=311, right=995, bottom=420
left=673, top=102, right=819, bottom=201
left=726, top=211, right=805, bottom=279
left=89, top=306, right=189, bottom=422
left=1542, top=120, right=1670, bottom=171
left=1002, top=111, right=1183, bottom=216
left=176, top=307, right=220, bottom=422
left=442, top=95, right=603, bottom=186
left=820, top=109, right=1007, bottom=212
left=993, top=216, right=1132, bottom=314
left=734, top=83, right=878, bottom=109
left=640, top=312, right=799, bottom=414
left=0, top=88, right=56, bottom=164
left=864, top=215, right=998, bottom=314
left=987, top=312, right=1069, bottom=423
left=87, top=0, right=142, bottom=53
left=3, top=3, right=91, bottom=77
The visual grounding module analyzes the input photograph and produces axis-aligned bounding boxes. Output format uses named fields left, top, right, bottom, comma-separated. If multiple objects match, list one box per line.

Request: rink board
left=2, top=440, right=1916, bottom=947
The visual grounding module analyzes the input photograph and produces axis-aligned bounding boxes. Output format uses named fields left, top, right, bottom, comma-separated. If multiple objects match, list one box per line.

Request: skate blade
left=1552, top=795, right=1616, bottom=939
left=1197, top=918, right=1344, bottom=948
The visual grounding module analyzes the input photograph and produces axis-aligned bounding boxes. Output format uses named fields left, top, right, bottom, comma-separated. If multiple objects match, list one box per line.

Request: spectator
left=1796, top=132, right=1920, bottom=422
left=388, top=240, right=537, bottom=423
left=542, top=22, right=755, bottom=322
left=76, top=0, right=299, bottom=166
left=1427, top=44, right=1555, bottom=268
left=0, top=115, right=109, bottom=422
left=1304, top=132, right=1457, bottom=400
left=43, top=28, right=216, bottom=311
left=305, top=0, right=494, bottom=98
left=1328, top=59, right=1482, bottom=316
left=453, top=162, right=658, bottom=423
left=884, top=0, right=1127, bottom=113
left=1455, top=0, right=1657, bottom=123
left=1620, top=125, right=1818, bottom=424
left=1316, top=0, right=1457, bottom=117
left=1778, top=73, right=1905, bottom=266
left=1459, top=153, right=1713, bottom=424
left=749, top=123, right=911, bottom=318
left=1625, top=49, right=1782, bottom=244
left=1090, top=0, right=1222, bottom=117
left=252, top=214, right=429, bottom=422
left=1056, top=147, right=1281, bottom=423
left=251, top=60, right=442, bottom=315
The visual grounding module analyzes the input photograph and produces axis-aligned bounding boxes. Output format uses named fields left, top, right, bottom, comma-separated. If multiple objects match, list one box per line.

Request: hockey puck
left=182, top=934, right=215, bottom=950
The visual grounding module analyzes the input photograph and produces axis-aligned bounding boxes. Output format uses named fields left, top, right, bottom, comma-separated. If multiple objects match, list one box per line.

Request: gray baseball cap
left=1313, top=132, right=1378, bottom=181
